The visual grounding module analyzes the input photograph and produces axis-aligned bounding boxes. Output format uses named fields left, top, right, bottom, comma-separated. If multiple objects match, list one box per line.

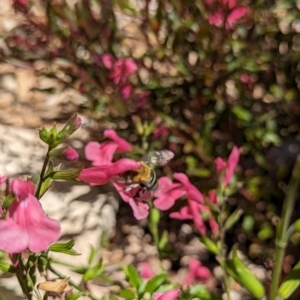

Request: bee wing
left=144, top=150, right=174, bottom=167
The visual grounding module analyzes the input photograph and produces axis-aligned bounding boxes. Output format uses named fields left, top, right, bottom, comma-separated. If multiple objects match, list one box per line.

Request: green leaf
left=189, top=284, right=221, bottom=300
left=0, top=260, right=15, bottom=273
left=50, top=168, right=82, bottom=180
left=124, top=264, right=142, bottom=289
left=278, top=260, right=300, bottom=299
left=232, top=106, right=252, bottom=122
left=199, top=236, right=218, bottom=254
left=224, top=209, right=244, bottom=231
left=2, top=193, right=15, bottom=210
left=150, top=208, right=160, bottom=225
left=83, top=261, right=104, bottom=282
left=119, top=289, right=135, bottom=299
left=66, top=292, right=82, bottom=300
left=224, top=248, right=265, bottom=298
left=158, top=231, right=168, bottom=250
left=145, top=273, right=167, bottom=293
left=49, top=239, right=79, bottom=255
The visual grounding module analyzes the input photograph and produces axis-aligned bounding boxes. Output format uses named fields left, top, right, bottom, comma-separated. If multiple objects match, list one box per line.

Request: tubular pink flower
left=79, top=159, right=141, bottom=185
left=153, top=289, right=181, bottom=300
left=224, top=146, right=241, bottom=185
left=215, top=146, right=241, bottom=186
left=103, top=129, right=132, bottom=152
left=183, top=259, right=211, bottom=287
left=62, top=147, right=79, bottom=161
left=121, top=84, right=133, bottom=99
left=0, top=179, right=60, bottom=253
left=153, top=177, right=185, bottom=210
left=173, top=173, right=204, bottom=203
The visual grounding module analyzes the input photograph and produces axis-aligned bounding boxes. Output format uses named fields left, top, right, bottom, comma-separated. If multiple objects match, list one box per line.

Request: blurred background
left=1, top=0, right=300, bottom=291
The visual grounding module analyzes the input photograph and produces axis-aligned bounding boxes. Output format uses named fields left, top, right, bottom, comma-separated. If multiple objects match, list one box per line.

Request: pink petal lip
left=0, top=179, right=61, bottom=253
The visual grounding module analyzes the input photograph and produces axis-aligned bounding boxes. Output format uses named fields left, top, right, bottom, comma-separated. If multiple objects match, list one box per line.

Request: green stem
left=269, top=155, right=300, bottom=300
left=15, top=258, right=31, bottom=299
left=217, top=186, right=231, bottom=300
left=35, top=146, right=50, bottom=199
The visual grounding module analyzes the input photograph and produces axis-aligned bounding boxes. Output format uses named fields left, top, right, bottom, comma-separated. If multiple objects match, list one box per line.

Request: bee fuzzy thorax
left=131, top=161, right=152, bottom=183
left=120, top=149, right=174, bottom=195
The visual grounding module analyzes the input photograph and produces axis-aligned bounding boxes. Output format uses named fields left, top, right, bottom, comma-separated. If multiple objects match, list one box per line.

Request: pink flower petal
left=139, top=262, right=154, bottom=279
left=153, top=177, right=185, bottom=210
left=104, top=129, right=132, bottom=152
left=102, top=54, right=114, bottom=69
left=183, top=259, right=211, bottom=287
left=128, top=198, right=149, bottom=220
left=62, top=147, right=79, bottom=161
left=173, top=173, right=204, bottom=203
left=154, top=289, right=181, bottom=300
left=78, top=167, right=110, bottom=185
left=123, top=58, right=137, bottom=75
left=169, top=206, right=193, bottom=220
left=85, top=141, right=117, bottom=166
left=208, top=12, right=224, bottom=27
left=0, top=179, right=60, bottom=253
left=215, top=157, right=226, bottom=171
left=224, top=146, right=241, bottom=185
left=227, top=6, right=248, bottom=28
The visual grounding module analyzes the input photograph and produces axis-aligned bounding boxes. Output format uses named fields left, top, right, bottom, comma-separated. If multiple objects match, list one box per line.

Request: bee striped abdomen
left=141, top=169, right=157, bottom=191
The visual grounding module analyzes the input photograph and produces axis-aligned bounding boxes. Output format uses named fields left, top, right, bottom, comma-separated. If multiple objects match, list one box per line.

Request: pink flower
left=153, top=177, right=185, bottom=210
left=183, top=259, right=211, bottom=287
left=79, top=158, right=141, bottom=185
left=170, top=201, right=209, bottom=235
left=102, top=54, right=114, bottom=69
left=0, top=179, right=60, bottom=253
left=215, top=146, right=241, bottom=186
left=205, top=0, right=248, bottom=29
left=168, top=173, right=214, bottom=234
left=112, top=181, right=150, bottom=220
left=62, top=147, right=79, bottom=161
left=84, top=129, right=131, bottom=166
left=138, top=262, right=154, bottom=279
left=173, top=173, right=204, bottom=203
left=102, top=55, right=137, bottom=86
left=154, top=289, right=181, bottom=300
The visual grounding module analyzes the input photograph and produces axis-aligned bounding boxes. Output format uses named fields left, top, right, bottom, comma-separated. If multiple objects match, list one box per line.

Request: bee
left=122, top=149, right=174, bottom=194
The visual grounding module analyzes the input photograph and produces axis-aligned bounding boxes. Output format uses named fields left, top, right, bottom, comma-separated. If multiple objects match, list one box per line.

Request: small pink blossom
left=121, top=84, right=133, bottom=99
left=154, top=289, right=181, bottom=300
left=205, top=0, right=248, bottom=29
left=138, top=262, right=154, bottom=279
left=102, top=54, right=114, bottom=69
left=153, top=177, right=185, bottom=210
left=215, top=146, right=241, bottom=186
left=0, top=179, right=60, bottom=253
left=183, top=259, right=211, bottom=287
left=62, top=147, right=79, bottom=161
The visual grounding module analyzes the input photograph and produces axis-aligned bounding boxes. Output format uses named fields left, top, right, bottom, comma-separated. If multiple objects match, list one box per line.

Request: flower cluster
left=79, top=130, right=241, bottom=235
left=205, top=0, right=248, bottom=29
